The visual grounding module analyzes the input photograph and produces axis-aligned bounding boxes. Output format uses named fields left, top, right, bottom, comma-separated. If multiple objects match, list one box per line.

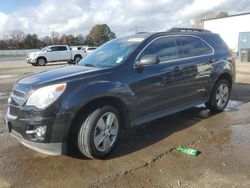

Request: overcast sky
left=0, top=0, right=249, bottom=38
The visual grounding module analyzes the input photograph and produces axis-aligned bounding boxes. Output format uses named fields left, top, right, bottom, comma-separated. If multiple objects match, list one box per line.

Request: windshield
left=41, top=47, right=48, bottom=51
left=78, top=36, right=144, bottom=68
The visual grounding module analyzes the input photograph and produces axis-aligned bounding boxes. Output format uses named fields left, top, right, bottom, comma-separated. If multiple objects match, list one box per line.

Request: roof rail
left=167, top=27, right=211, bottom=33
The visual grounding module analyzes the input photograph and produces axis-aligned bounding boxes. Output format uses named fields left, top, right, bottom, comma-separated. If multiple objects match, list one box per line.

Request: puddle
left=0, top=74, right=17, bottom=79
left=227, top=100, right=245, bottom=108
left=0, top=92, right=8, bottom=100
left=195, top=100, right=244, bottom=110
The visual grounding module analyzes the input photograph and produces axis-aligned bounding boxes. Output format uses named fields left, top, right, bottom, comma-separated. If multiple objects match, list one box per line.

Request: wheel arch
left=215, top=72, right=233, bottom=87
left=74, top=54, right=82, bottom=60
left=37, top=56, right=47, bottom=62
left=207, top=71, right=233, bottom=104
left=64, top=95, right=131, bottom=154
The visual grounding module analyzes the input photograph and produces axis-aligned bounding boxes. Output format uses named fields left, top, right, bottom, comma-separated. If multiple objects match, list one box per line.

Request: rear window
left=178, top=36, right=213, bottom=58
left=57, top=46, right=67, bottom=51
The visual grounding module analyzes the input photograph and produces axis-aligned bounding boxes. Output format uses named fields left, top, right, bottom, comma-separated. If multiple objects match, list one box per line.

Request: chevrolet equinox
left=4, top=28, right=235, bottom=159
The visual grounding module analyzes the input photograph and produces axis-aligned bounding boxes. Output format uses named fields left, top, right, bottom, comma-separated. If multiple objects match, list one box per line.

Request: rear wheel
left=207, top=79, right=231, bottom=112
left=77, top=106, right=120, bottom=159
left=37, top=57, right=47, bottom=66
left=74, top=55, right=82, bottom=64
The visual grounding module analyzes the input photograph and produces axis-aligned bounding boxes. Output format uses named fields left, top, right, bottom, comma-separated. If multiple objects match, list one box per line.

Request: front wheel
left=37, top=57, right=47, bottom=66
left=207, top=79, right=231, bottom=112
left=77, top=106, right=120, bottom=159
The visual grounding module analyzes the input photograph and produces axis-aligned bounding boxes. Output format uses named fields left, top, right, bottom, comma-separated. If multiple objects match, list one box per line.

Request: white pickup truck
left=26, top=45, right=87, bottom=66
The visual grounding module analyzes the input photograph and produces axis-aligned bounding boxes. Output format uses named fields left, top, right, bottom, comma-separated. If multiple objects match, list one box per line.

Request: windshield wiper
left=84, top=63, right=98, bottom=68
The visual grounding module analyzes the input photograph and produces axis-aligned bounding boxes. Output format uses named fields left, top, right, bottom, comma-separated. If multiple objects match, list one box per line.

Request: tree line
left=0, top=24, right=116, bottom=50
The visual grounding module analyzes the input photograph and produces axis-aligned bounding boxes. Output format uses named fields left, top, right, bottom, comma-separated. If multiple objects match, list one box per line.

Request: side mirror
left=47, top=48, right=52, bottom=52
left=137, top=55, right=160, bottom=67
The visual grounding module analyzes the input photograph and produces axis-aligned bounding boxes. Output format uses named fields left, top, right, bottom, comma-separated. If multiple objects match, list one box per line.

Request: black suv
left=4, top=28, right=235, bottom=159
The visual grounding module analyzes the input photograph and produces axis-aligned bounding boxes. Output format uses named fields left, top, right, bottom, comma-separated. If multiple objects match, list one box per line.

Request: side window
left=179, top=36, right=213, bottom=58
left=48, top=47, right=58, bottom=52
left=57, top=46, right=67, bottom=51
left=140, top=37, right=178, bottom=63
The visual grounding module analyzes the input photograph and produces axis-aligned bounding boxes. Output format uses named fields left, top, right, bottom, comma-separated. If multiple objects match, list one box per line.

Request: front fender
left=58, top=79, right=136, bottom=148
left=64, top=80, right=134, bottom=110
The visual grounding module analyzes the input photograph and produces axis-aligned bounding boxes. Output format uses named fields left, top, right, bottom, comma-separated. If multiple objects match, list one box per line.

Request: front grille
left=9, top=105, right=21, bottom=116
left=12, top=89, right=26, bottom=99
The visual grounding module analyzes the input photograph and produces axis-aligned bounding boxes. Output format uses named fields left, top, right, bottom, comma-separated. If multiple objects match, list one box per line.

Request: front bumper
left=4, top=107, right=73, bottom=155
left=10, top=129, right=62, bottom=155
left=26, top=57, right=36, bottom=64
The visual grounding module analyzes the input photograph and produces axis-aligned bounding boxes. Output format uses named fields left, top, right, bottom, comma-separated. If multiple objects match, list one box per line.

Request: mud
left=0, top=60, right=250, bottom=188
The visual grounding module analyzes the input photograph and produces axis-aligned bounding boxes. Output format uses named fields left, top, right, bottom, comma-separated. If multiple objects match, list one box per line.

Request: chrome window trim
left=134, top=35, right=215, bottom=68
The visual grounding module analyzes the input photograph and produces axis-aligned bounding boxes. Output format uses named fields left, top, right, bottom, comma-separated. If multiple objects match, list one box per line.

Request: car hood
left=28, top=51, right=39, bottom=57
left=15, top=65, right=106, bottom=90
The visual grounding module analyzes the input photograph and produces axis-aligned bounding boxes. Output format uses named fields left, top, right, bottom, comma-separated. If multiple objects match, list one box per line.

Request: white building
left=202, top=13, right=250, bottom=53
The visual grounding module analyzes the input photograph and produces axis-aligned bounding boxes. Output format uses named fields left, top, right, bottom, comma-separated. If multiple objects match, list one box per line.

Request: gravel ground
left=0, top=59, right=250, bottom=188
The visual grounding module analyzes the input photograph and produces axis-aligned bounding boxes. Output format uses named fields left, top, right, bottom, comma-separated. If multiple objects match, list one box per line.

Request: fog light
left=35, top=126, right=46, bottom=137
left=26, top=126, right=46, bottom=140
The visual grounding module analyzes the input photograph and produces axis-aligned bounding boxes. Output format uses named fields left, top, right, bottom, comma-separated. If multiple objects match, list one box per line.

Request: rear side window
left=203, top=34, right=229, bottom=54
left=57, top=46, right=67, bottom=51
left=88, top=47, right=96, bottom=50
left=140, top=37, right=178, bottom=63
left=178, top=36, right=213, bottom=58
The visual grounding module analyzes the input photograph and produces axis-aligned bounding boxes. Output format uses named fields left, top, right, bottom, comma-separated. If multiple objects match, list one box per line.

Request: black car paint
left=5, top=31, right=235, bottom=154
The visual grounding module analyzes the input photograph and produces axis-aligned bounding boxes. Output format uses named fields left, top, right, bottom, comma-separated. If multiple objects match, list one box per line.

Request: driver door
left=130, top=36, right=188, bottom=118
left=46, top=46, right=59, bottom=61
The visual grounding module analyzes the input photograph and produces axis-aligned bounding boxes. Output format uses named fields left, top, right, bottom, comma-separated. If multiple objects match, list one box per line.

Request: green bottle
left=177, top=146, right=199, bottom=157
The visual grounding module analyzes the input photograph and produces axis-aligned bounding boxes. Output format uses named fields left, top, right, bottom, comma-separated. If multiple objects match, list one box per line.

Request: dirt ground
left=0, top=58, right=250, bottom=188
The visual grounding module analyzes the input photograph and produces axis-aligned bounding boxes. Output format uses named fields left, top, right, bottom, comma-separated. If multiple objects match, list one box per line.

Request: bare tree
left=51, top=31, right=60, bottom=45
left=75, top=34, right=85, bottom=45
left=193, top=11, right=229, bottom=28
left=193, top=12, right=216, bottom=28
left=8, top=30, right=25, bottom=48
left=43, top=36, right=52, bottom=46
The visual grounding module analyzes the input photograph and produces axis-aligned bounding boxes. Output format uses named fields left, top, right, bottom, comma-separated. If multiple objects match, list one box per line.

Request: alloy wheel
left=93, top=112, right=119, bottom=152
left=216, top=83, right=229, bottom=108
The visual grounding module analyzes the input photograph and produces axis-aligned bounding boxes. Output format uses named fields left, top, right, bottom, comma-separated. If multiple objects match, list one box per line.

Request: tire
left=74, top=55, right=82, bottom=64
left=77, top=105, right=120, bottom=159
left=207, top=79, right=231, bottom=112
left=37, top=57, right=47, bottom=66
left=67, top=60, right=73, bottom=65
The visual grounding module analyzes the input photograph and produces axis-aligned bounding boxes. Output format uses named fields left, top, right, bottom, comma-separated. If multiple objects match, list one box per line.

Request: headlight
left=26, top=83, right=66, bottom=109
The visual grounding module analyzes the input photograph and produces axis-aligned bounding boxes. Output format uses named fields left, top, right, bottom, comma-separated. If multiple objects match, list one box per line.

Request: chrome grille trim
left=12, top=89, right=26, bottom=99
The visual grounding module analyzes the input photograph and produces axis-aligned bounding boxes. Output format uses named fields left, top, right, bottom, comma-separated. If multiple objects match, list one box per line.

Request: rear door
left=176, top=35, right=214, bottom=100
left=57, top=46, right=71, bottom=60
